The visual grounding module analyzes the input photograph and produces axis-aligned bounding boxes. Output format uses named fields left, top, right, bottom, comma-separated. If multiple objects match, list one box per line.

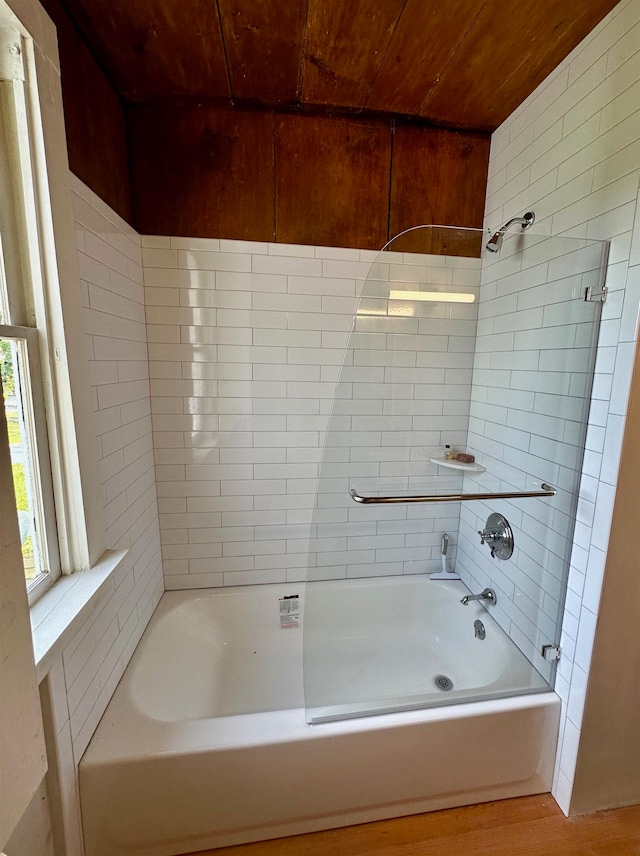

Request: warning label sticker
left=279, top=595, right=300, bottom=629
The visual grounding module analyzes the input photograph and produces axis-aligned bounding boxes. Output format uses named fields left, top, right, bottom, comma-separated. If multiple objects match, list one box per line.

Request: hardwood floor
left=189, top=795, right=640, bottom=856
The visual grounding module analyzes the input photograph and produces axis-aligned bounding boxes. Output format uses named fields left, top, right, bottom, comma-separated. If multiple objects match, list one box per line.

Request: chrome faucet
left=460, top=587, right=497, bottom=606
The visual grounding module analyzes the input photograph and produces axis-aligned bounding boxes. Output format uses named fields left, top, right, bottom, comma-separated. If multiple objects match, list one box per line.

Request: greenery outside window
left=1, top=328, right=59, bottom=598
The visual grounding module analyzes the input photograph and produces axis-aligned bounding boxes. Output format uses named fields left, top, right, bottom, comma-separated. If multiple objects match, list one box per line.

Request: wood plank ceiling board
left=419, top=0, right=622, bottom=130
left=388, top=125, right=490, bottom=256
left=301, top=0, right=406, bottom=110
left=365, top=0, right=489, bottom=117
left=58, top=0, right=624, bottom=129
left=275, top=114, right=391, bottom=250
left=61, top=0, right=231, bottom=101
left=129, top=106, right=275, bottom=240
left=218, top=0, right=308, bottom=105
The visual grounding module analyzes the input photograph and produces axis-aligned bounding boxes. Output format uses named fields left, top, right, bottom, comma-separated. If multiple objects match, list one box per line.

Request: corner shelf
left=430, top=457, right=486, bottom=473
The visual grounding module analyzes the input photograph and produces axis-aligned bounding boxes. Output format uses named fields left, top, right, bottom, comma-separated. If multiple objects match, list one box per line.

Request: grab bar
left=349, top=484, right=557, bottom=505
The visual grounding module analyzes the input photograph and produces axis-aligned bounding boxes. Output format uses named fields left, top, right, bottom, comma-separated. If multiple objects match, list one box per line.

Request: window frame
left=0, top=4, right=108, bottom=604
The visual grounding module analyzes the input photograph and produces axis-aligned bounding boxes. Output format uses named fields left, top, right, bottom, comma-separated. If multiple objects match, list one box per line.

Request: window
left=0, top=28, right=62, bottom=600
left=0, top=6, right=106, bottom=602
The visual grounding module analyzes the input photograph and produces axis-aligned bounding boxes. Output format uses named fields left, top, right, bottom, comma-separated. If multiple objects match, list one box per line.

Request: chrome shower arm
left=500, top=214, right=535, bottom=232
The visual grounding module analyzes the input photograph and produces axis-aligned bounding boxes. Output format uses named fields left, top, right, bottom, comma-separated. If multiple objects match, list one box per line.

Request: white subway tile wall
left=44, top=176, right=164, bottom=855
left=481, top=0, right=640, bottom=813
left=145, top=238, right=481, bottom=588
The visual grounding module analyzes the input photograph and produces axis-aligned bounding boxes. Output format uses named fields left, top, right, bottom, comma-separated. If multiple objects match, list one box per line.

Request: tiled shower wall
left=143, top=240, right=480, bottom=588
left=35, top=176, right=164, bottom=855
left=478, top=0, right=640, bottom=812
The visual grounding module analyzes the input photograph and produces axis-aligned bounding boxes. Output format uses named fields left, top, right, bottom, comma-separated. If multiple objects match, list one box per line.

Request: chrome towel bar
left=349, top=484, right=557, bottom=504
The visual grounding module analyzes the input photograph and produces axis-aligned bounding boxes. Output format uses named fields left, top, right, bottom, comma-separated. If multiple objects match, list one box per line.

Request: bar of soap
left=455, top=453, right=475, bottom=464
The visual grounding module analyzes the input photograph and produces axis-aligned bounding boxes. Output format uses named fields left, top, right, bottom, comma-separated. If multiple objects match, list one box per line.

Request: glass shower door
left=303, top=225, right=608, bottom=724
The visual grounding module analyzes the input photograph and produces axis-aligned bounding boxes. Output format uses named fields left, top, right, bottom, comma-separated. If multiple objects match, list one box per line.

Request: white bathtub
left=80, top=579, right=560, bottom=856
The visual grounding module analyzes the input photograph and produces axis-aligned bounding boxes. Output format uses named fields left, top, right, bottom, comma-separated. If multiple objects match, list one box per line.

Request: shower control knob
left=477, top=512, right=514, bottom=560
left=478, top=528, right=499, bottom=558
left=477, top=528, right=498, bottom=545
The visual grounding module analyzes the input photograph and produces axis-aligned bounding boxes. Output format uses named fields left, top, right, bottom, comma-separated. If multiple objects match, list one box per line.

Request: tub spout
left=460, top=587, right=497, bottom=606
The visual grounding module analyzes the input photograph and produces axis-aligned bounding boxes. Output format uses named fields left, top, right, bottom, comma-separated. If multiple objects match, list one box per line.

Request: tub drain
left=434, top=674, right=454, bottom=692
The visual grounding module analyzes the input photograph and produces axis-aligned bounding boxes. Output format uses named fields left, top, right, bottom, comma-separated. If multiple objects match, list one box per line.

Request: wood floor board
left=187, top=796, right=640, bottom=856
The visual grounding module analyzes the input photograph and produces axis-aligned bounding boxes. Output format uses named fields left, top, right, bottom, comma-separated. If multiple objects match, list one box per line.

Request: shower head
left=486, top=211, right=535, bottom=254
left=485, top=232, right=504, bottom=253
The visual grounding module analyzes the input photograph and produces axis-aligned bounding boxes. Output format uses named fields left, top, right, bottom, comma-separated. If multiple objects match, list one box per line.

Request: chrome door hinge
left=542, top=644, right=561, bottom=662
left=585, top=284, right=607, bottom=302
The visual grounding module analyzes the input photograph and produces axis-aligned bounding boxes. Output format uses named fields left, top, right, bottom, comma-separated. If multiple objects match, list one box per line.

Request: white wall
left=35, top=177, right=164, bottom=856
left=482, top=0, right=640, bottom=812
left=5, top=780, right=55, bottom=856
left=144, top=239, right=480, bottom=588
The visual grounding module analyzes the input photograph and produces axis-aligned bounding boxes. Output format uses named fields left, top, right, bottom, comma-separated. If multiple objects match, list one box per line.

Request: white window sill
left=31, top=549, right=128, bottom=682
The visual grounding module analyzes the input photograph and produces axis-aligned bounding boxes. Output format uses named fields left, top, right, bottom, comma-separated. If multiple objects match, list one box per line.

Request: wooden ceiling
left=58, top=0, right=619, bottom=132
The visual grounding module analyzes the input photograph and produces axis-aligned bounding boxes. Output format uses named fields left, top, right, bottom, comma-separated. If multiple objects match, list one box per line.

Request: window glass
left=2, top=336, right=49, bottom=585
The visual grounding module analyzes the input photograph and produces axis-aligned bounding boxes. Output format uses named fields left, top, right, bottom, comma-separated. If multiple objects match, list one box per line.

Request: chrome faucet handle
left=478, top=529, right=499, bottom=557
